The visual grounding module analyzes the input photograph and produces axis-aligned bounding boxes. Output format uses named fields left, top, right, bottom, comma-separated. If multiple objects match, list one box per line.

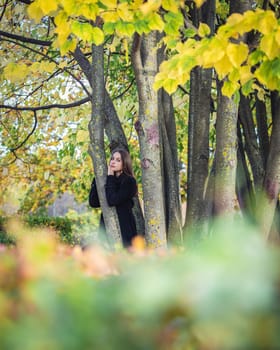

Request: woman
left=89, top=148, right=138, bottom=247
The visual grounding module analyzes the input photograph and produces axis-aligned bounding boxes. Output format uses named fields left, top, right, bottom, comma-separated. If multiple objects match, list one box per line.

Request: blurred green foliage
left=0, top=217, right=279, bottom=349
left=0, top=213, right=99, bottom=246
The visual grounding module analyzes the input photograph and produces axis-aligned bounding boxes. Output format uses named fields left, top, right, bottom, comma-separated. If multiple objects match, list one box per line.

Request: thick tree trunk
left=213, top=81, right=238, bottom=216
left=185, top=66, right=212, bottom=232
left=132, top=32, right=167, bottom=248
left=185, top=0, right=215, bottom=237
left=88, top=43, right=122, bottom=246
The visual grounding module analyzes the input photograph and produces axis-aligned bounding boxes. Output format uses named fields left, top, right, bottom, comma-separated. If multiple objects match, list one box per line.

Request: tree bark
left=185, top=0, right=215, bottom=238
left=132, top=32, right=167, bottom=248
left=88, top=43, right=122, bottom=247
left=259, top=92, right=280, bottom=239
left=238, top=94, right=264, bottom=189
left=159, top=89, right=182, bottom=244
left=213, top=80, right=238, bottom=216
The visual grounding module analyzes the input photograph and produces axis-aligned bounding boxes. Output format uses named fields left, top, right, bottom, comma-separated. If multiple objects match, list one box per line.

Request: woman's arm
left=89, top=178, right=100, bottom=208
left=105, top=176, right=136, bottom=206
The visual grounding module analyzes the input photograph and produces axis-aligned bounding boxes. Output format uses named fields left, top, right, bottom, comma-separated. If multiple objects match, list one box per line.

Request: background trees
left=1, top=0, right=280, bottom=247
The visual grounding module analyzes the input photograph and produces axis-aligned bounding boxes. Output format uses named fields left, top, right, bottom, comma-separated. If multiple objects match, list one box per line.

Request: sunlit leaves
left=71, top=22, right=104, bottom=45
left=226, top=42, right=249, bottom=68
left=193, top=0, right=207, bottom=9
left=154, top=8, right=280, bottom=97
left=4, top=62, right=29, bottom=83
left=198, top=23, right=211, bottom=37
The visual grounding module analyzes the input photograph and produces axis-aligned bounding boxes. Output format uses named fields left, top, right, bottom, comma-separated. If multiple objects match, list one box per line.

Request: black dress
left=89, top=173, right=137, bottom=247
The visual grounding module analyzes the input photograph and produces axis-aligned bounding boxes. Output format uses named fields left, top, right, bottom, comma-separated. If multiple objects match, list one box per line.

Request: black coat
left=89, top=173, right=137, bottom=247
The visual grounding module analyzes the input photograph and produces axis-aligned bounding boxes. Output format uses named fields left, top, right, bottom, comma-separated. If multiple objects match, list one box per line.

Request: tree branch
left=0, top=30, right=52, bottom=46
left=0, top=96, right=90, bottom=111
left=9, top=110, right=38, bottom=152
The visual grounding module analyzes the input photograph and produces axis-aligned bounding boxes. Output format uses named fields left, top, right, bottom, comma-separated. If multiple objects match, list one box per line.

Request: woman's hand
left=108, top=164, right=114, bottom=176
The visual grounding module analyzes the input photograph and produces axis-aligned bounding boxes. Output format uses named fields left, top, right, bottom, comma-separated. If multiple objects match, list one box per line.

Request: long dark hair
left=111, top=148, right=135, bottom=177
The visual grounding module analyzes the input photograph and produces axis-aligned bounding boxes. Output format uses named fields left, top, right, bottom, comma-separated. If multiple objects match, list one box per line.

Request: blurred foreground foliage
left=0, top=212, right=99, bottom=247
left=0, top=217, right=280, bottom=350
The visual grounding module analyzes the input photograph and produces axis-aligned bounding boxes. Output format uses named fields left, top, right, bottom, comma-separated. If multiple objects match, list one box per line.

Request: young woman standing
left=89, top=148, right=138, bottom=247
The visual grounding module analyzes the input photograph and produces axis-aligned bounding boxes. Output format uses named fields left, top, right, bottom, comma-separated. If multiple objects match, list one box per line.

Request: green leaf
left=116, top=21, right=135, bottom=37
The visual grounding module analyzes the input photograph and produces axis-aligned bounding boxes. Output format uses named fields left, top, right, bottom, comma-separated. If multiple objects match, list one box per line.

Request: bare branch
left=0, top=96, right=90, bottom=111
left=9, top=110, right=38, bottom=152
left=0, top=30, right=52, bottom=46
left=0, top=0, right=9, bottom=22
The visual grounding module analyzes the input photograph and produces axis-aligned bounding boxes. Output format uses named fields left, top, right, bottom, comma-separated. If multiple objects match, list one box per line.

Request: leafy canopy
left=25, top=1, right=280, bottom=98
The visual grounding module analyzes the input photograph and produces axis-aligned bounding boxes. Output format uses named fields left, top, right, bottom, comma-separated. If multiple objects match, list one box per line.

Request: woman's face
left=110, top=152, right=123, bottom=174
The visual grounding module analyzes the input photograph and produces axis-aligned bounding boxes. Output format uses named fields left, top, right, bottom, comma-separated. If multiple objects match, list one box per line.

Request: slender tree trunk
left=255, top=96, right=270, bottom=168
left=236, top=122, right=255, bottom=218
left=259, top=92, right=280, bottom=239
left=238, top=94, right=264, bottom=189
left=132, top=32, right=167, bottom=248
left=88, top=43, right=122, bottom=246
left=159, top=90, right=182, bottom=244
left=157, top=42, right=182, bottom=244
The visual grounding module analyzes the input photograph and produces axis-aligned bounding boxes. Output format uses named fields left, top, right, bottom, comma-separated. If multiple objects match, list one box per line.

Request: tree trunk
left=73, top=45, right=145, bottom=238
left=159, top=89, right=182, bottom=244
left=132, top=32, right=167, bottom=248
left=88, top=43, right=122, bottom=246
left=259, top=91, right=280, bottom=239
left=213, top=80, right=238, bottom=216
left=185, top=0, right=215, bottom=237
left=185, top=66, right=212, bottom=232
left=255, top=96, right=270, bottom=168
left=238, top=94, right=264, bottom=189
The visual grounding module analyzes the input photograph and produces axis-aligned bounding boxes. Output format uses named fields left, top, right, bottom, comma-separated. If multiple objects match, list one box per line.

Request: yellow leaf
left=260, top=34, right=280, bottom=60
left=76, top=130, right=89, bottom=143
left=214, top=54, right=233, bottom=79
left=59, top=38, right=77, bottom=56
left=198, top=23, right=210, bottom=37
left=27, top=2, right=44, bottom=23
left=140, top=0, right=161, bottom=15
left=162, top=0, right=179, bottom=12
left=60, top=0, right=77, bottom=15
left=54, top=10, right=68, bottom=26
left=4, top=62, right=29, bottom=83
left=91, top=27, right=105, bottom=45
left=226, top=42, right=248, bottom=68
left=101, top=11, right=119, bottom=22
left=162, top=78, right=178, bottom=94
left=100, top=0, right=117, bottom=8
left=221, top=80, right=240, bottom=97
left=37, top=0, right=58, bottom=15
left=258, top=10, right=277, bottom=35
left=226, top=13, right=244, bottom=26
left=202, top=38, right=225, bottom=68
left=239, top=65, right=253, bottom=85
left=117, top=3, right=134, bottom=22
left=40, top=61, right=56, bottom=73
left=193, top=0, right=207, bottom=8
left=55, top=20, right=72, bottom=45
left=147, top=12, right=165, bottom=31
